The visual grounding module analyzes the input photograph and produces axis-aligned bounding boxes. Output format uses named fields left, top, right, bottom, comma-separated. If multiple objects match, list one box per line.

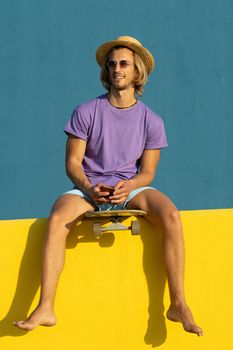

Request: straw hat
left=96, top=36, right=155, bottom=74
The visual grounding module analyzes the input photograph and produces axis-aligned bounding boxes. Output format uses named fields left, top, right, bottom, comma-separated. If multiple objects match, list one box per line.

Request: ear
left=134, top=67, right=139, bottom=81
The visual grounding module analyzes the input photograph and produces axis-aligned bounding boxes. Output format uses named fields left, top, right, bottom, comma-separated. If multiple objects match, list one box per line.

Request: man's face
left=107, top=48, right=137, bottom=92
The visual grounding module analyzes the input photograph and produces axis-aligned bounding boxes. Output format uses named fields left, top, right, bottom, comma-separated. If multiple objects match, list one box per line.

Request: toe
left=184, top=323, right=203, bottom=336
left=13, top=320, right=34, bottom=331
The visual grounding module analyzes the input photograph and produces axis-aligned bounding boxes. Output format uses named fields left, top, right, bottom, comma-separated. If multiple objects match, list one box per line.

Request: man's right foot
left=13, top=306, right=56, bottom=331
left=166, top=303, right=203, bottom=336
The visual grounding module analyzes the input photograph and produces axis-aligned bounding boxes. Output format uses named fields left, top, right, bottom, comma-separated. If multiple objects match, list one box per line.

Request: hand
left=86, top=183, right=112, bottom=204
left=109, top=180, right=134, bottom=205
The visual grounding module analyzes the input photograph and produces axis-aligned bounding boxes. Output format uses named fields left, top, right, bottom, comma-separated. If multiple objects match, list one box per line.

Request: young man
left=14, top=36, right=203, bottom=336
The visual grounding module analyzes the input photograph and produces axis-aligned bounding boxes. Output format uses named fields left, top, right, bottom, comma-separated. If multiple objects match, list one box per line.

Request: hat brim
left=96, top=39, right=155, bottom=74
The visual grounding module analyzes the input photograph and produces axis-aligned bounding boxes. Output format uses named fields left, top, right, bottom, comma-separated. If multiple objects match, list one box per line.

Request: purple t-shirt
left=64, top=94, right=168, bottom=186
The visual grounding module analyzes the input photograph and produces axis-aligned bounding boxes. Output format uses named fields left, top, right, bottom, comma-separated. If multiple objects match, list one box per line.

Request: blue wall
left=1, top=0, right=233, bottom=219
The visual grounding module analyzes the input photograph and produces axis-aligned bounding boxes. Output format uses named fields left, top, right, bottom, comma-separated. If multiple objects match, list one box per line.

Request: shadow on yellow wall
left=0, top=219, right=46, bottom=337
left=1, top=210, right=233, bottom=349
left=0, top=218, right=167, bottom=347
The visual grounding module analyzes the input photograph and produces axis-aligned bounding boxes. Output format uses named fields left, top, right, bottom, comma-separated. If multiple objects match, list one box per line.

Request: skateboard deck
left=85, top=209, right=146, bottom=237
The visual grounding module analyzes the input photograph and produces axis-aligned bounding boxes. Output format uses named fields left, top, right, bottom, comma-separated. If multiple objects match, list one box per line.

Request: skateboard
left=85, top=209, right=146, bottom=237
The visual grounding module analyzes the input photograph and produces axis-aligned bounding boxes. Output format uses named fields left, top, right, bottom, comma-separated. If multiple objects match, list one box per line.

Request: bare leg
left=14, top=194, right=94, bottom=331
left=126, top=189, right=203, bottom=336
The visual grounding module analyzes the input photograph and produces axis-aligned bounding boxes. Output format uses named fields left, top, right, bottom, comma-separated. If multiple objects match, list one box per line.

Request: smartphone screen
left=100, top=186, right=115, bottom=196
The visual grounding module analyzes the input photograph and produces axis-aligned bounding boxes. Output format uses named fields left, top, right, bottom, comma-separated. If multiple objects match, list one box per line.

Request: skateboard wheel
left=131, top=220, right=140, bottom=235
left=93, top=223, right=102, bottom=237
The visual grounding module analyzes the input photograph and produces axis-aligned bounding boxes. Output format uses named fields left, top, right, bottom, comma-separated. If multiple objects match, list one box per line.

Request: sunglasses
left=107, top=60, right=134, bottom=69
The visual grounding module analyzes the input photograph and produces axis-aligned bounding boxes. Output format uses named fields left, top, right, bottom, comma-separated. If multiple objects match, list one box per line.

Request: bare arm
left=65, top=135, right=91, bottom=192
left=128, top=149, right=160, bottom=189
left=65, top=135, right=110, bottom=203
left=110, top=149, right=161, bottom=204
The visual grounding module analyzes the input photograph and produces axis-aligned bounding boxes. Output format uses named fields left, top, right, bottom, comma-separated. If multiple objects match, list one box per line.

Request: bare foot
left=13, top=306, right=56, bottom=331
left=166, top=304, right=203, bottom=336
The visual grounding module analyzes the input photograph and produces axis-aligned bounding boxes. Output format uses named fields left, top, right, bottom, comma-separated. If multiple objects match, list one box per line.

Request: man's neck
left=107, top=88, right=137, bottom=109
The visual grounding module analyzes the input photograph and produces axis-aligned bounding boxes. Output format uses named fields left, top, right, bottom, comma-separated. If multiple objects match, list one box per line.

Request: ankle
left=38, top=300, right=54, bottom=311
left=170, top=297, right=187, bottom=309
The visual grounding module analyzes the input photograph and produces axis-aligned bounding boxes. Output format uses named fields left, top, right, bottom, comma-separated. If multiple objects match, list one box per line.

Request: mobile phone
left=100, top=185, right=115, bottom=196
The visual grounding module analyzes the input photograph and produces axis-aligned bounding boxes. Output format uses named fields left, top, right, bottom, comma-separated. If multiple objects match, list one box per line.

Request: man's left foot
left=166, top=303, right=203, bottom=336
left=13, top=306, right=56, bottom=331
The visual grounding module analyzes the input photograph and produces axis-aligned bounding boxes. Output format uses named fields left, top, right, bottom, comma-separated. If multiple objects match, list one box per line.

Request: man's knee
left=48, top=195, right=93, bottom=230
left=48, top=201, right=77, bottom=229
left=162, top=208, right=182, bottom=232
left=48, top=209, right=70, bottom=229
left=168, top=208, right=181, bottom=223
left=146, top=198, right=181, bottom=231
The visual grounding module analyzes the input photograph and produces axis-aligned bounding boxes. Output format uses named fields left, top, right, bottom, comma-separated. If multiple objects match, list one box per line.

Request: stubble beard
left=110, top=77, right=135, bottom=92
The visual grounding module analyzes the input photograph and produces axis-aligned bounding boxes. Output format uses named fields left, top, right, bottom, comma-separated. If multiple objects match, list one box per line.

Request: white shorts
left=64, top=186, right=156, bottom=211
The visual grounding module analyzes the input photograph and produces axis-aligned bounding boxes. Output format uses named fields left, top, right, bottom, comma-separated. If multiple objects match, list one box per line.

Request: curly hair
left=100, top=46, right=148, bottom=96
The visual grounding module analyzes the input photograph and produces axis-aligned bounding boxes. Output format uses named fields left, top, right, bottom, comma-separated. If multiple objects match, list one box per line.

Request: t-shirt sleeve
left=64, top=109, right=90, bottom=141
left=145, top=114, right=168, bottom=149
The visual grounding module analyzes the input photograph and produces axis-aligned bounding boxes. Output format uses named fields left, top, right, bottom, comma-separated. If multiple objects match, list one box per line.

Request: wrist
left=76, top=181, right=92, bottom=197
left=84, top=186, right=93, bottom=196
left=128, top=179, right=137, bottom=191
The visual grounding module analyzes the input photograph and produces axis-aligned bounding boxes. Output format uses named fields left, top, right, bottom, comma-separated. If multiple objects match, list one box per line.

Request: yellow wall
left=0, top=209, right=233, bottom=349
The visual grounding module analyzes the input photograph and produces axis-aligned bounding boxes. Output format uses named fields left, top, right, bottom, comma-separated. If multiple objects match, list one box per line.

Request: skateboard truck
left=85, top=209, right=146, bottom=238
